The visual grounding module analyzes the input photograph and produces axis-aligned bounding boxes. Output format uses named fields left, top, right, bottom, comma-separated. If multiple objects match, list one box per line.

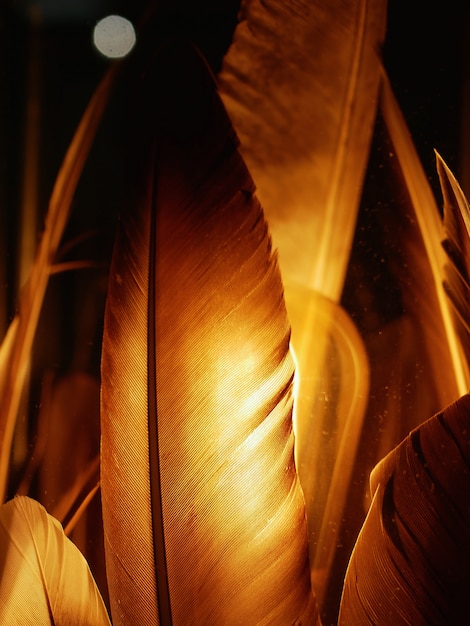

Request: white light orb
left=93, top=15, right=136, bottom=59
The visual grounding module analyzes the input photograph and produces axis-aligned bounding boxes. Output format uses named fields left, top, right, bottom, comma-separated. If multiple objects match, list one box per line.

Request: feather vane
left=100, top=42, right=319, bottom=625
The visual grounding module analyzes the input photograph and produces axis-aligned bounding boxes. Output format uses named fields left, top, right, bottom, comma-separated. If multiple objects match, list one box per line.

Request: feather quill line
left=148, top=151, right=172, bottom=625
left=312, top=0, right=379, bottom=298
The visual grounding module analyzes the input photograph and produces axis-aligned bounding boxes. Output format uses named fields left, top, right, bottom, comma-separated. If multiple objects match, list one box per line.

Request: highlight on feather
left=0, top=496, right=111, bottom=625
left=338, top=393, right=470, bottom=625
left=100, top=41, right=320, bottom=625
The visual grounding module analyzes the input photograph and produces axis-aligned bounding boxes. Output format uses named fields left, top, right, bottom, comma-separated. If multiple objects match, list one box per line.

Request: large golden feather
left=100, top=42, right=319, bottom=625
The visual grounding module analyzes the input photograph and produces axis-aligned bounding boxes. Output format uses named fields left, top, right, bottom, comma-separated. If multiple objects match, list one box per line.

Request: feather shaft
left=147, top=166, right=172, bottom=625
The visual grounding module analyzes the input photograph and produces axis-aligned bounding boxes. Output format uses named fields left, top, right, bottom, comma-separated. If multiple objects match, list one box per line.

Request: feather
left=338, top=393, right=470, bottom=625
left=218, top=0, right=388, bottom=300
left=437, top=152, right=470, bottom=374
left=0, top=63, right=118, bottom=503
left=0, top=319, right=19, bottom=404
left=0, top=496, right=111, bottom=625
left=100, top=42, right=319, bottom=625
left=218, top=3, right=386, bottom=604
left=379, top=72, right=468, bottom=402
left=286, top=287, right=370, bottom=605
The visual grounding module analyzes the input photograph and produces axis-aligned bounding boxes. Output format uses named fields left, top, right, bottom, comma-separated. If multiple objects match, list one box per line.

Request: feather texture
left=218, top=0, right=388, bottom=300
left=100, top=42, right=319, bottom=625
left=0, top=496, right=111, bottom=625
left=338, top=393, right=470, bottom=625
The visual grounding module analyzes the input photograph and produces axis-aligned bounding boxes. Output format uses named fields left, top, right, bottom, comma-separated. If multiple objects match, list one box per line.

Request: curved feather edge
left=436, top=152, right=470, bottom=373
left=338, top=393, right=470, bottom=625
left=0, top=496, right=111, bottom=625
left=100, top=42, right=320, bottom=625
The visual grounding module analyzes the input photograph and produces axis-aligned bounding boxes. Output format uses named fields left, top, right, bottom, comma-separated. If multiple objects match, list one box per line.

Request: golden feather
left=218, top=1, right=386, bottom=603
left=100, top=42, right=319, bottom=625
left=219, top=0, right=388, bottom=300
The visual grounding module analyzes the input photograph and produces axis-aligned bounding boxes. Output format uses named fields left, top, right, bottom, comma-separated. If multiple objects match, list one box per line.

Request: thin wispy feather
left=379, top=72, right=469, bottom=403
left=0, top=63, right=119, bottom=503
left=100, top=42, right=319, bottom=625
left=286, top=287, right=370, bottom=605
left=0, top=496, right=111, bottom=625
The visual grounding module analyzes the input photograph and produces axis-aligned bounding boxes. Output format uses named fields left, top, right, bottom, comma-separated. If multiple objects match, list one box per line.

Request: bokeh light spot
left=93, top=15, right=136, bottom=59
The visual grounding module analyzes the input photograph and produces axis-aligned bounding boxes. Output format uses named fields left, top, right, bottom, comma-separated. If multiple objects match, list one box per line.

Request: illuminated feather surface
left=219, top=0, right=388, bottom=300
left=338, top=393, right=470, bottom=625
left=100, top=43, right=319, bottom=625
left=0, top=496, right=111, bottom=625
